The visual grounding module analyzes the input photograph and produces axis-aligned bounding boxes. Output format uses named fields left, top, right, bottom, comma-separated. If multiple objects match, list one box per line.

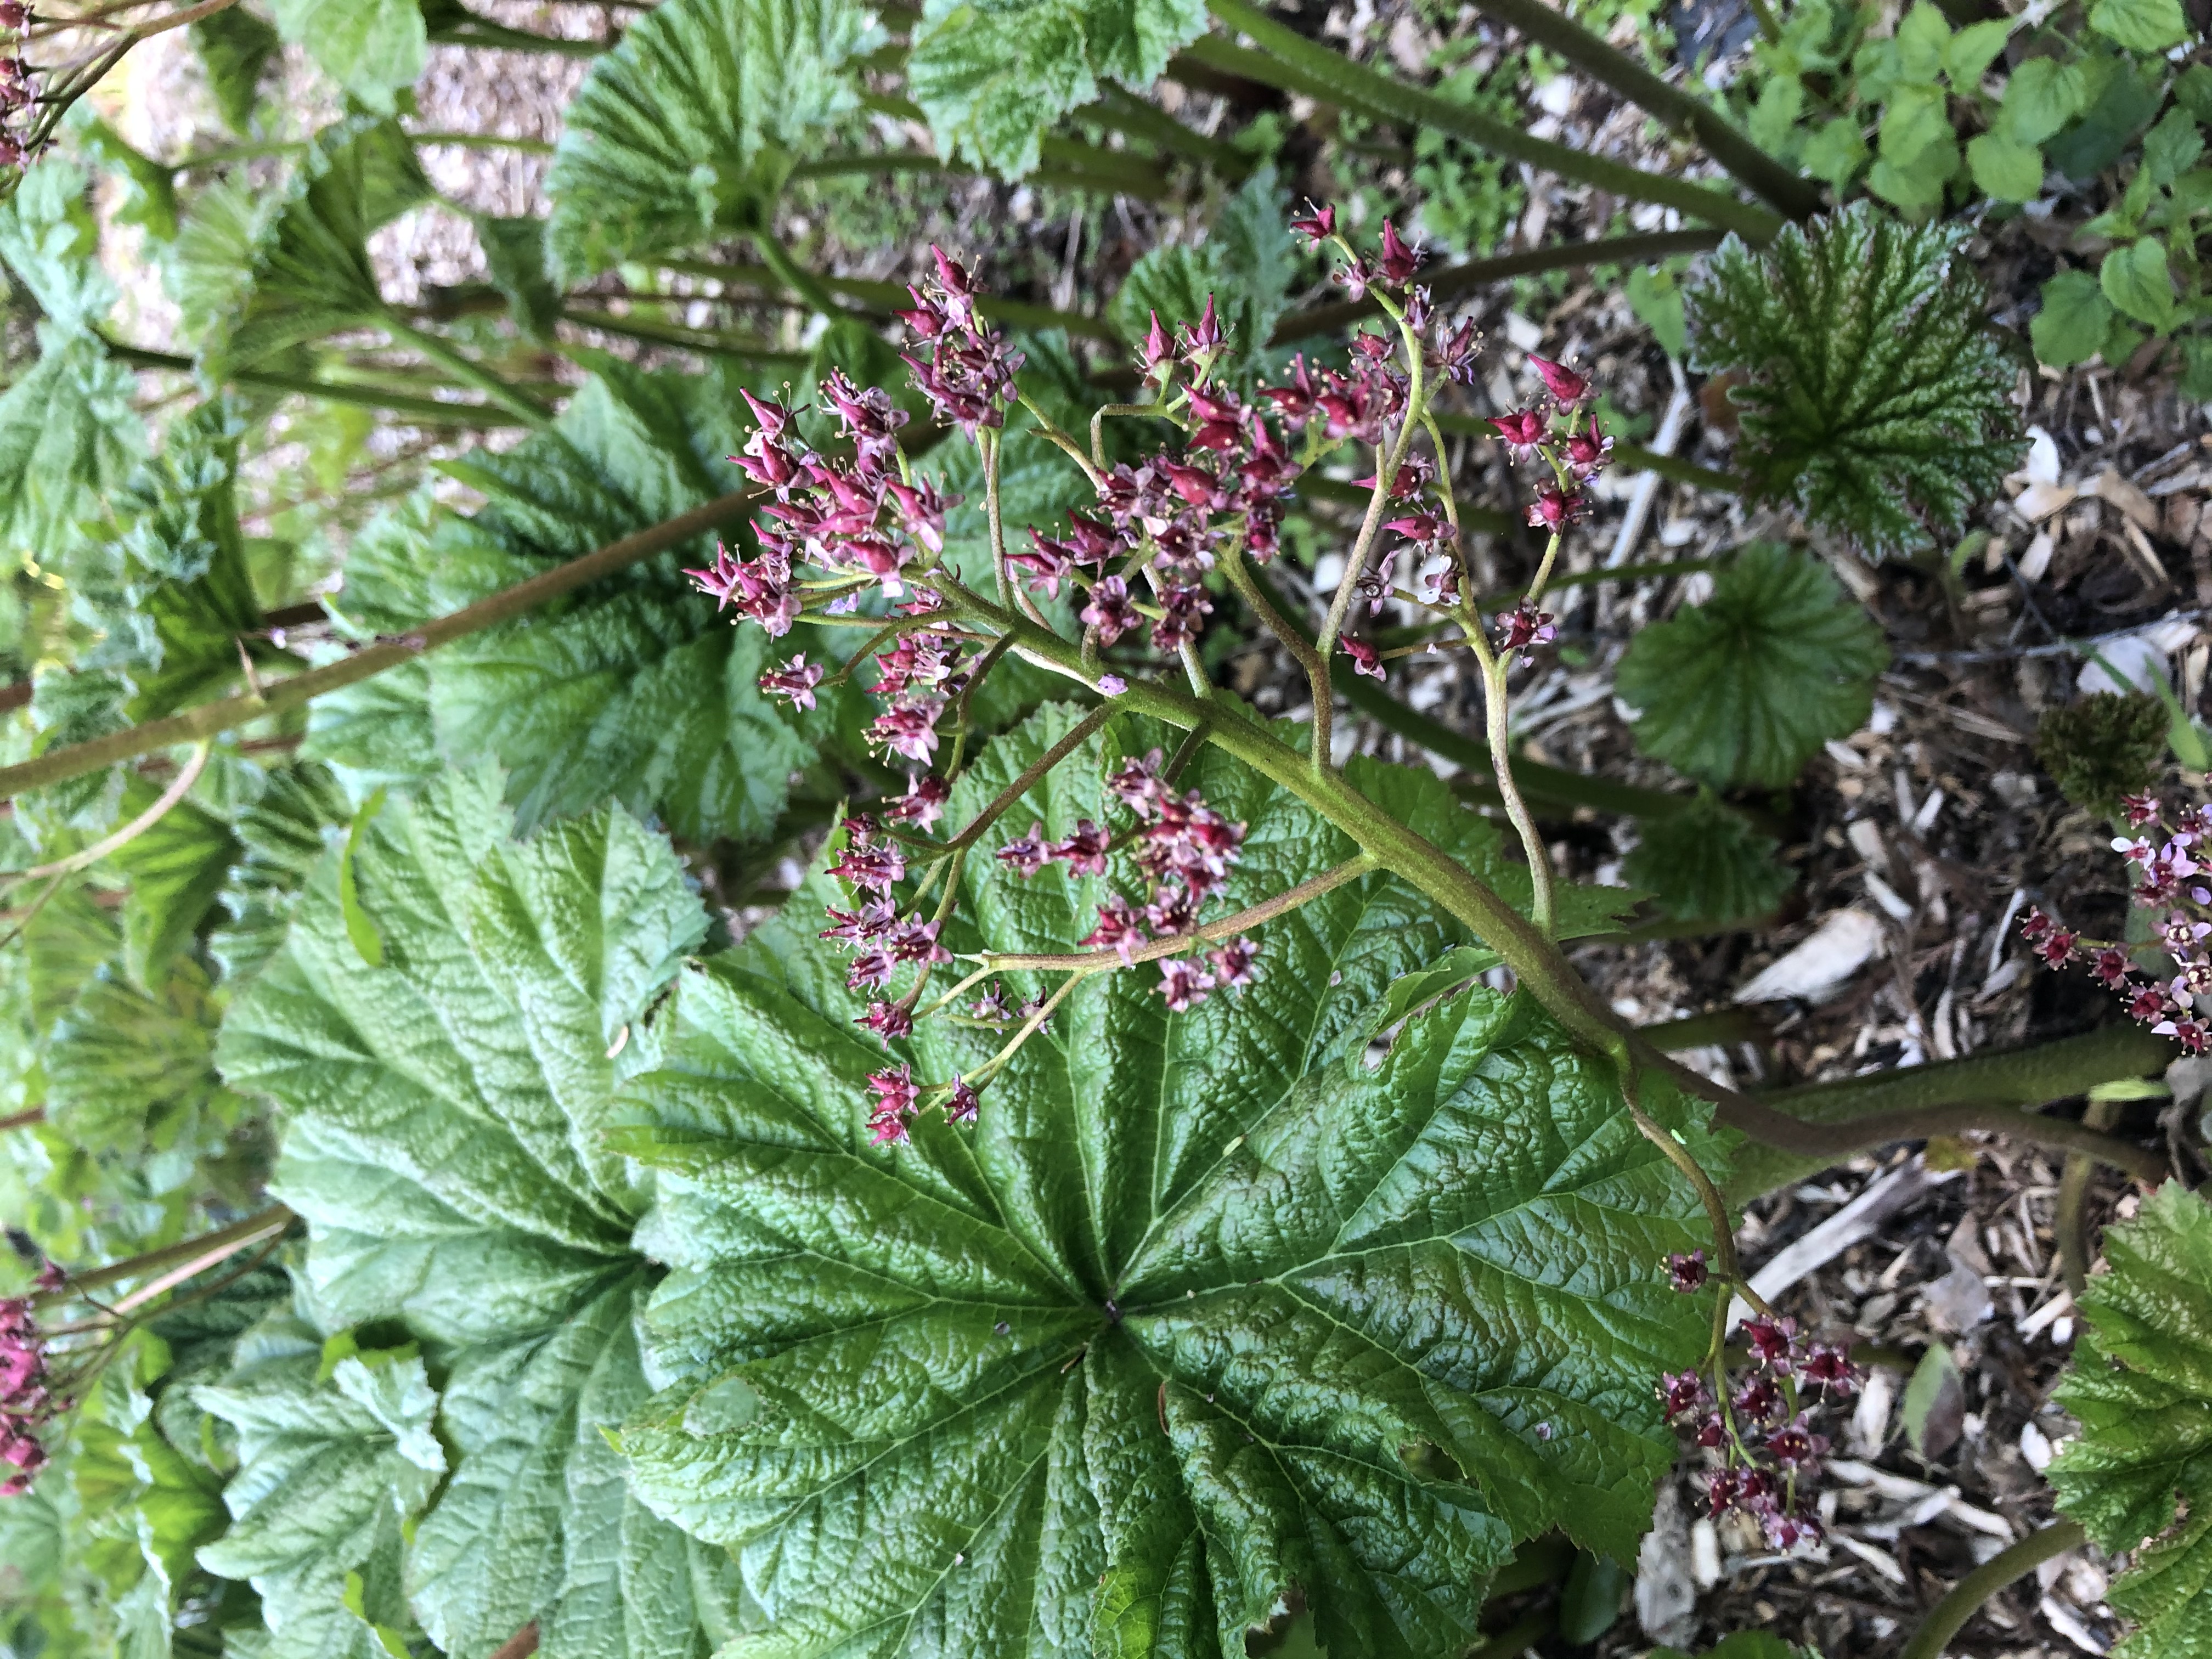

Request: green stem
left=1271, top=229, right=1725, bottom=344
left=425, top=6, right=604, bottom=55
left=753, top=233, right=847, bottom=321
left=787, top=150, right=964, bottom=182
left=0, top=490, right=757, bottom=803
left=1453, top=0, right=1820, bottom=219
left=1240, top=565, right=1741, bottom=826
left=33, top=1207, right=297, bottom=1307
left=106, top=340, right=533, bottom=426
left=1724, top=1023, right=2176, bottom=1200
left=382, top=317, right=554, bottom=430
left=1466, top=1607, right=1557, bottom=1659
left=2057, top=1097, right=2120, bottom=1296
left=410, top=131, right=558, bottom=154
left=1189, top=4, right=1784, bottom=243
left=1093, top=86, right=1254, bottom=178
left=559, top=306, right=809, bottom=366
left=1898, top=1521, right=2085, bottom=1659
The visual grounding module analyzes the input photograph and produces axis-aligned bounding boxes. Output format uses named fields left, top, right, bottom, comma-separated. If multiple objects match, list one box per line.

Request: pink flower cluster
left=2023, top=792, right=2212, bottom=1054
left=1046, top=748, right=1256, bottom=1011
left=1660, top=1261, right=1861, bottom=1554
left=896, top=248, right=1026, bottom=434
left=0, top=8, right=36, bottom=172
left=2, top=1278, right=59, bottom=1498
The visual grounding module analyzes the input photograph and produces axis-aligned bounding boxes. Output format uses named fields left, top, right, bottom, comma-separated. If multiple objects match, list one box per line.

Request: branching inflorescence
left=1660, top=1251, right=1863, bottom=1553
left=0, top=1265, right=63, bottom=1496
left=685, top=216, right=1616, bottom=1148
left=0, top=5, right=36, bottom=171
left=2023, top=791, right=2212, bottom=1053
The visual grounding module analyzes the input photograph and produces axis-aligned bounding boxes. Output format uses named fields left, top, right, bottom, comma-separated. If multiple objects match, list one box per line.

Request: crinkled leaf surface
left=211, top=761, right=353, bottom=986
left=2049, top=1183, right=2212, bottom=1659
left=612, top=706, right=1715, bottom=1659
left=331, top=360, right=837, bottom=844
left=0, top=330, right=142, bottom=573
left=0, top=156, right=117, bottom=331
left=1685, top=202, right=2024, bottom=559
left=909, top=0, right=1207, bottom=176
left=1614, top=543, right=1888, bottom=789
left=543, top=0, right=876, bottom=281
left=198, top=1335, right=446, bottom=1659
left=208, top=116, right=429, bottom=371
left=219, top=769, right=736, bottom=1659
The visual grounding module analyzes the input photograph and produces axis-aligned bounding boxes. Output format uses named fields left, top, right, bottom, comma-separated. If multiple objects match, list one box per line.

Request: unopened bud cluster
left=2, top=1263, right=65, bottom=1498
left=0, top=5, right=36, bottom=172
left=2023, top=791, right=2212, bottom=1053
left=1660, top=1252, right=1861, bottom=1553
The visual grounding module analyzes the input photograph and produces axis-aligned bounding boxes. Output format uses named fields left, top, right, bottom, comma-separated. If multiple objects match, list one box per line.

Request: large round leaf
left=610, top=707, right=1711, bottom=1658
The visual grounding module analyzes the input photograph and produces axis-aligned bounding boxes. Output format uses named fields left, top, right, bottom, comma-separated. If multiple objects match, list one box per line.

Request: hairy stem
left=1898, top=1520, right=2085, bottom=1659
left=109, top=340, right=535, bottom=425
left=0, top=492, right=755, bottom=803
left=1192, top=2, right=1783, bottom=242
left=560, top=306, right=809, bottom=366
left=1726, top=1024, right=2175, bottom=1199
left=1454, top=0, right=1820, bottom=219
left=1094, top=86, right=1255, bottom=178
left=34, top=1206, right=298, bottom=1307
left=2057, top=1097, right=2120, bottom=1297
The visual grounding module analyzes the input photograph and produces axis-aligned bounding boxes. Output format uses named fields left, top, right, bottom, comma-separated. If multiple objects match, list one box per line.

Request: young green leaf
left=2087, top=0, right=2189, bottom=52
left=610, top=707, right=1715, bottom=1658
left=1685, top=202, right=2026, bottom=560
left=2101, top=236, right=2177, bottom=329
left=0, top=156, right=117, bottom=331
left=909, top=0, right=1208, bottom=176
left=1622, top=795, right=1797, bottom=924
left=206, top=116, right=431, bottom=373
left=220, top=769, right=732, bottom=1659
left=2032, top=268, right=2118, bottom=368
left=2049, top=1183, right=2212, bottom=1659
left=1967, top=131, right=2045, bottom=202
left=268, top=0, right=427, bottom=116
left=197, top=1334, right=446, bottom=1659
left=1614, top=544, right=1888, bottom=789
left=191, top=7, right=281, bottom=136
left=329, top=361, right=840, bottom=845
left=543, top=0, right=878, bottom=282
left=0, top=333, right=143, bottom=577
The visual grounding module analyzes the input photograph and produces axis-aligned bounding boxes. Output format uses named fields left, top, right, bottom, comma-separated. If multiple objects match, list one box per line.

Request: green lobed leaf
left=542, top=0, right=877, bottom=282
left=1110, top=163, right=1297, bottom=385
left=219, top=769, right=733, bottom=1659
left=0, top=331, right=143, bottom=576
left=1622, top=796, right=1797, bottom=925
left=330, top=360, right=843, bottom=844
left=1614, top=544, right=1888, bottom=789
left=611, top=706, right=1715, bottom=1658
left=2049, top=1182, right=2212, bottom=1659
left=211, top=762, right=354, bottom=987
left=1685, top=202, right=2025, bottom=560
left=208, top=116, right=430, bottom=373
left=197, top=1334, right=446, bottom=1659
left=191, top=7, right=281, bottom=135
left=106, top=774, right=241, bottom=990
left=268, top=0, right=427, bottom=116
left=909, top=0, right=1207, bottom=176
left=2033, top=268, right=2117, bottom=368
left=0, top=156, right=117, bottom=330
